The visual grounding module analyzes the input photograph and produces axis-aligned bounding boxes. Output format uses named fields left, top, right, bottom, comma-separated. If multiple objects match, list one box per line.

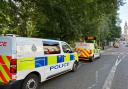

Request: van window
left=62, top=43, right=73, bottom=53
left=43, top=41, right=61, bottom=54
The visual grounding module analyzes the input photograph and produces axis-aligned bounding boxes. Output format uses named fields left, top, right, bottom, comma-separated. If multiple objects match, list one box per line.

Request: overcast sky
left=119, top=0, right=128, bottom=34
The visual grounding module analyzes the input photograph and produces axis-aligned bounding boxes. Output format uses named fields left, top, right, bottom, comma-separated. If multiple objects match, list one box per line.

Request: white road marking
left=86, top=52, right=126, bottom=89
left=102, top=55, right=126, bottom=89
left=87, top=84, right=96, bottom=89
left=96, top=71, right=98, bottom=83
left=87, top=71, right=99, bottom=89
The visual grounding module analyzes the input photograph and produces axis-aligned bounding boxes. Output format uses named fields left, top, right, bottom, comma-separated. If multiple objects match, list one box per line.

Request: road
left=39, top=43, right=128, bottom=89
left=1, top=43, right=128, bottom=89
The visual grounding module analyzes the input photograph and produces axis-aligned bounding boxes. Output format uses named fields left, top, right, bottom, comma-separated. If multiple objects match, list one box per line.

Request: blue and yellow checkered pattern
left=17, top=53, right=78, bottom=71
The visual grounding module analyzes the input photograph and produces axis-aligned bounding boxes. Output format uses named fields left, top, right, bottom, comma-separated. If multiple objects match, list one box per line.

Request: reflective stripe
left=0, top=55, right=12, bottom=84
left=1, top=64, right=11, bottom=79
left=84, top=51, right=90, bottom=57
left=17, top=58, right=35, bottom=71
left=18, top=54, right=77, bottom=70
left=80, top=49, right=89, bottom=57
left=57, top=55, right=64, bottom=63
left=0, top=65, right=4, bottom=83
left=0, top=77, right=3, bottom=83
left=81, top=49, right=89, bottom=56
left=6, top=56, right=11, bottom=62
left=70, top=54, right=74, bottom=61
left=35, top=57, right=47, bottom=68
left=75, top=48, right=80, bottom=56
left=64, top=54, right=70, bottom=62
left=75, top=48, right=91, bottom=58
left=81, top=53, right=87, bottom=57
left=86, top=49, right=91, bottom=54
left=2, top=55, right=10, bottom=68
left=47, top=56, right=57, bottom=65
left=74, top=53, right=78, bottom=61
left=1, top=66, right=10, bottom=82
left=0, top=71, right=8, bottom=84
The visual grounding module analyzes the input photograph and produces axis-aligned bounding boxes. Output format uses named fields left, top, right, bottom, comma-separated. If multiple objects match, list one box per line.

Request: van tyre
left=89, top=56, right=94, bottom=62
left=71, top=61, right=79, bottom=72
left=22, top=74, right=40, bottom=89
left=98, top=54, right=101, bottom=59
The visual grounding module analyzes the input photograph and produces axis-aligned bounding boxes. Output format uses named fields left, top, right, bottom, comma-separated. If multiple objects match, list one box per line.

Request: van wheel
left=71, top=61, right=79, bottom=72
left=22, top=74, right=40, bottom=89
left=89, top=56, right=94, bottom=62
left=98, top=53, right=101, bottom=59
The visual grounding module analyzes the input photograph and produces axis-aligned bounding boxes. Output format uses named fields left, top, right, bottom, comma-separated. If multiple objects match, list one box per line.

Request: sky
left=119, top=0, right=128, bottom=34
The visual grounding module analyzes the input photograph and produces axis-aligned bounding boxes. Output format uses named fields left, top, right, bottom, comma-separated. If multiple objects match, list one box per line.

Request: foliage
left=0, top=0, right=123, bottom=45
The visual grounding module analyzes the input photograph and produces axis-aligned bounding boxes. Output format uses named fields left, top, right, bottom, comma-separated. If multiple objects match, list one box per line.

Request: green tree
left=0, top=0, right=123, bottom=46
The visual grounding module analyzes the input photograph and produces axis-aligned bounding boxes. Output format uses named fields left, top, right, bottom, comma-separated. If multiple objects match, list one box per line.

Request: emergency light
left=85, top=36, right=96, bottom=40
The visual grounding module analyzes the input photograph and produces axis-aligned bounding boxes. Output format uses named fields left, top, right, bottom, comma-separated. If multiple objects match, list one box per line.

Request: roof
left=16, top=37, right=63, bottom=42
left=0, top=34, right=64, bottom=42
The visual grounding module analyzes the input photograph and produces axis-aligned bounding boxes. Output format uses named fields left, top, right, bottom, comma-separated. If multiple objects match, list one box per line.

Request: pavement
left=1, top=43, right=128, bottom=89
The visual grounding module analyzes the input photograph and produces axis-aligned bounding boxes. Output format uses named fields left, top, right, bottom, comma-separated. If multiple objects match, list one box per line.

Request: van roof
left=0, top=36, right=64, bottom=42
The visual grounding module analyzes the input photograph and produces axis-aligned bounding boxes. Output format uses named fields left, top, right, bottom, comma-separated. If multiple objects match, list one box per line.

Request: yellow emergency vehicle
left=113, top=38, right=120, bottom=48
left=75, top=36, right=101, bottom=62
left=0, top=35, right=79, bottom=89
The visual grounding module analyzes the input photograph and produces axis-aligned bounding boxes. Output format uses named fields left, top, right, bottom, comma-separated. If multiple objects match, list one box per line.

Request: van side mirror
left=66, top=49, right=73, bottom=53
left=66, top=49, right=70, bottom=53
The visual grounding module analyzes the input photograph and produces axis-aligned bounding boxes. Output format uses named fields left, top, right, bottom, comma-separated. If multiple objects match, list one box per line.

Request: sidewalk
left=104, top=46, right=111, bottom=50
left=101, top=46, right=112, bottom=53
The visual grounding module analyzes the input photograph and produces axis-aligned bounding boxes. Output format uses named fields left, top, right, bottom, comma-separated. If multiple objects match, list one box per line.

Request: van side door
left=43, top=41, right=65, bottom=77
left=61, top=42, right=75, bottom=70
left=94, top=43, right=100, bottom=58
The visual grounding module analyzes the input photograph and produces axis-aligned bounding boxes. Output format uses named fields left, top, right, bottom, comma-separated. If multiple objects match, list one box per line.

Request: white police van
left=0, top=35, right=79, bottom=89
